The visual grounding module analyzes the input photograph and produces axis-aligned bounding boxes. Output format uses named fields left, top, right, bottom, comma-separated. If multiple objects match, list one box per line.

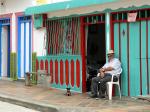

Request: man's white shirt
left=102, top=58, right=121, bottom=75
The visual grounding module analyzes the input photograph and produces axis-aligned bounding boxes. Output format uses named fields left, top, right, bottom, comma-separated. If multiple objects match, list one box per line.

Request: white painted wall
left=1, top=26, right=8, bottom=77
left=33, top=28, right=46, bottom=56
left=0, top=0, right=49, bottom=56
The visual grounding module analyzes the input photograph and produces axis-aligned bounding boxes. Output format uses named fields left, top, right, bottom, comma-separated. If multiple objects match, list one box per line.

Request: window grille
left=111, top=9, right=150, bottom=22
left=0, top=18, right=10, bottom=25
left=45, top=17, right=80, bottom=55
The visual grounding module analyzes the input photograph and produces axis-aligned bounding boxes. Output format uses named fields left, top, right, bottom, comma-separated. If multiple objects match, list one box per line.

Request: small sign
left=127, top=12, right=137, bottom=22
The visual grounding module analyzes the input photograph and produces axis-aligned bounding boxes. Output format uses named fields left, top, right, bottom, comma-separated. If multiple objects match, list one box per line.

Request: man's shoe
left=90, top=94, right=98, bottom=98
left=99, top=94, right=105, bottom=99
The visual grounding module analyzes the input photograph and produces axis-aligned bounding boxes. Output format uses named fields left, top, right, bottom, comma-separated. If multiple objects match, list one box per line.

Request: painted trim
left=80, top=17, right=86, bottom=92
left=15, top=12, right=24, bottom=78
left=146, top=20, right=149, bottom=94
left=0, top=13, right=12, bottom=52
left=0, top=15, right=12, bottom=77
left=32, top=16, right=34, bottom=52
left=127, top=22, right=130, bottom=96
left=29, top=22, right=32, bottom=72
left=0, top=13, right=12, bottom=18
left=0, top=24, right=2, bottom=77
left=7, top=26, right=10, bottom=77
left=17, top=14, right=32, bottom=78
left=25, top=0, right=118, bottom=15
left=24, top=22, right=26, bottom=74
left=17, top=19, right=21, bottom=78
left=118, top=23, right=121, bottom=61
left=139, top=21, right=142, bottom=95
left=15, top=12, right=24, bottom=52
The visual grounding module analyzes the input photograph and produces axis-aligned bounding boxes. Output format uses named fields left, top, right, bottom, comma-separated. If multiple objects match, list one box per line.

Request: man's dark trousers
left=91, top=73, right=112, bottom=96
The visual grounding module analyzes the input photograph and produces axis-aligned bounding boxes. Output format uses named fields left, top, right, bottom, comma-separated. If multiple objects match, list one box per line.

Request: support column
left=105, top=12, right=111, bottom=55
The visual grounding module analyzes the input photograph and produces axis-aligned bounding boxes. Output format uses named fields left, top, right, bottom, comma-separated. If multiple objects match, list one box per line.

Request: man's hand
left=99, top=68, right=105, bottom=73
left=99, top=68, right=105, bottom=78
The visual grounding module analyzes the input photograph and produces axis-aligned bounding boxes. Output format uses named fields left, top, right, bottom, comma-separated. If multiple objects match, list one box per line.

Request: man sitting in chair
left=90, top=50, right=122, bottom=98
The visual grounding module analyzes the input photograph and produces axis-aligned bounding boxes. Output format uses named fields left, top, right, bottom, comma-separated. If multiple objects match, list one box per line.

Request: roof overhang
left=25, top=0, right=118, bottom=15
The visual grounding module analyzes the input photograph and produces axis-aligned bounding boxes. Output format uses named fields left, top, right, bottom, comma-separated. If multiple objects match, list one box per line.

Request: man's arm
left=103, top=67, right=114, bottom=72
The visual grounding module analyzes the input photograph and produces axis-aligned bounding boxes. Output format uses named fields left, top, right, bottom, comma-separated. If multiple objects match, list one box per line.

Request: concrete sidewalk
left=0, top=80, right=149, bottom=112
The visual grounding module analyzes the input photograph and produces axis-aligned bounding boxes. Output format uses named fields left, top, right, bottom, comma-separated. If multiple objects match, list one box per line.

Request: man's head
left=107, top=50, right=114, bottom=61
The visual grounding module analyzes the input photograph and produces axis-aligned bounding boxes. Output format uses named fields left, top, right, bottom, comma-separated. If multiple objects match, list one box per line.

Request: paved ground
left=0, top=101, right=39, bottom=112
left=0, top=79, right=149, bottom=112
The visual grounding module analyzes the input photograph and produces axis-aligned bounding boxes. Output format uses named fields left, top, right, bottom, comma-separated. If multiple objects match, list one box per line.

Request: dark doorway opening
left=86, top=23, right=106, bottom=91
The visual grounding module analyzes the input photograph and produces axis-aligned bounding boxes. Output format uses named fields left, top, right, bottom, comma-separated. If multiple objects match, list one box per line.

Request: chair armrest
left=111, top=74, right=119, bottom=82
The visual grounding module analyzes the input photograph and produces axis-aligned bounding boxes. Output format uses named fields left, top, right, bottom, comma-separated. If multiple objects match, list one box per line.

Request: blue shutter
left=0, top=24, right=2, bottom=77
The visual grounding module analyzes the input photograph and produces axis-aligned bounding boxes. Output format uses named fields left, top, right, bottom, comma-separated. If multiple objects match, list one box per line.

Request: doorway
left=17, top=16, right=32, bottom=79
left=87, top=23, right=106, bottom=69
left=0, top=25, right=10, bottom=77
left=86, top=23, right=106, bottom=91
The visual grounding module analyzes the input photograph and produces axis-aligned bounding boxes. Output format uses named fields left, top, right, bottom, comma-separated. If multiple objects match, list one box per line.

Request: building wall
left=47, top=0, right=150, bottom=18
left=0, top=0, right=47, bottom=56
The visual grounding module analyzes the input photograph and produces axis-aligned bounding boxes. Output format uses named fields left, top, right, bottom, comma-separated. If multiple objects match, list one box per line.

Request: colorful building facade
left=0, top=0, right=150, bottom=97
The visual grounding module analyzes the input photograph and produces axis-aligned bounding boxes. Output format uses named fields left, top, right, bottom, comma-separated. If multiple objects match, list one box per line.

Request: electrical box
left=34, top=14, right=47, bottom=29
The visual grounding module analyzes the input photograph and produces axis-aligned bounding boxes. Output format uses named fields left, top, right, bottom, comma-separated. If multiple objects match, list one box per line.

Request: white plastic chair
left=107, top=68, right=122, bottom=100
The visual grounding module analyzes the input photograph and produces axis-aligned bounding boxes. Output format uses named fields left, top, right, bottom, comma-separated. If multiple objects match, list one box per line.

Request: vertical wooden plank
left=71, top=60, right=74, bottom=87
left=146, top=20, right=149, bottom=94
left=47, top=21, right=50, bottom=55
left=65, top=60, right=69, bottom=86
left=55, top=60, right=58, bottom=84
left=40, top=60, right=44, bottom=70
left=60, top=60, right=64, bottom=85
left=127, top=23, right=130, bottom=96
left=141, top=21, right=147, bottom=95
left=76, top=59, right=80, bottom=88
left=45, top=60, right=48, bottom=74
left=114, top=23, right=120, bottom=96
left=120, top=23, right=128, bottom=96
left=129, top=22, right=140, bottom=96
left=148, top=20, right=150, bottom=94
left=50, top=60, right=53, bottom=83
left=114, top=23, right=119, bottom=59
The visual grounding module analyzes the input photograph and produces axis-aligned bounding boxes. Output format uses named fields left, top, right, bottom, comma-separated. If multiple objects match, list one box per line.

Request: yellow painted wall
left=36, top=0, right=48, bottom=5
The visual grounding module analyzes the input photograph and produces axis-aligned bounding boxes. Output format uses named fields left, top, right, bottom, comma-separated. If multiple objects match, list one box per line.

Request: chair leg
left=118, top=84, right=121, bottom=99
left=108, top=83, right=112, bottom=100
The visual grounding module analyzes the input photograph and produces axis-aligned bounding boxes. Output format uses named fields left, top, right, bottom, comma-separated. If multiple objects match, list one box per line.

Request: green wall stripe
left=129, top=22, right=140, bottom=96
left=120, top=23, right=128, bottom=96
left=141, top=21, right=148, bottom=95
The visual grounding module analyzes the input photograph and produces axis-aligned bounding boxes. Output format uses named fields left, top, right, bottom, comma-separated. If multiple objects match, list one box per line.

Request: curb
left=0, top=94, right=59, bottom=112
